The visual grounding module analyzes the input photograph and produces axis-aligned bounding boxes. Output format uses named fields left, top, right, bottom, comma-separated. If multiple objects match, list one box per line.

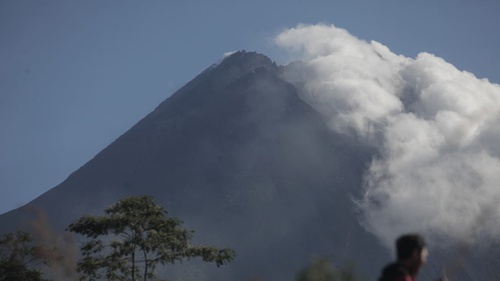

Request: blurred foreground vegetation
left=297, top=258, right=361, bottom=281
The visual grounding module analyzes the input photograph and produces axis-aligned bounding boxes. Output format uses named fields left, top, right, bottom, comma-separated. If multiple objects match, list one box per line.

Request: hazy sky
left=1, top=0, right=499, bottom=215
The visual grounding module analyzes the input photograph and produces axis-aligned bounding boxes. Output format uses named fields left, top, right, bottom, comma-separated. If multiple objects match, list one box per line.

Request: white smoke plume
left=275, top=24, right=500, bottom=248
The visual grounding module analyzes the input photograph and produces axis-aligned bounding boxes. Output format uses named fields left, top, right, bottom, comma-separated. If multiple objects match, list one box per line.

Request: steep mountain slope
left=0, top=51, right=387, bottom=280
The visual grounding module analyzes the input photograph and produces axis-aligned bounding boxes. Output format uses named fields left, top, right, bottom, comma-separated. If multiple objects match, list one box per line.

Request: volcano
left=2, top=51, right=494, bottom=281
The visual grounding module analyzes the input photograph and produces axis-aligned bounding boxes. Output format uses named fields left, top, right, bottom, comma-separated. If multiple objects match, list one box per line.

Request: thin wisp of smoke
left=275, top=24, right=500, bottom=248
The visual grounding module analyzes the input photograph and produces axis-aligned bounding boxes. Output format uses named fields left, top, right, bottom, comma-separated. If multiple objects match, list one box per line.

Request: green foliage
left=297, top=258, right=360, bottom=281
left=0, top=231, right=51, bottom=281
left=67, top=196, right=235, bottom=281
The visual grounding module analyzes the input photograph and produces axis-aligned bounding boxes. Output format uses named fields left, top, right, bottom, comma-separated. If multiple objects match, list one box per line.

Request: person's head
left=396, top=234, right=428, bottom=275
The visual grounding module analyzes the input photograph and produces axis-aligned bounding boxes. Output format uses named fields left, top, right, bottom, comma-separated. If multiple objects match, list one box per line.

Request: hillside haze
left=1, top=51, right=496, bottom=280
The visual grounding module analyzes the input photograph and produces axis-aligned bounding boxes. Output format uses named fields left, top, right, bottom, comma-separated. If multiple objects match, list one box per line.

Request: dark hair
left=396, top=234, right=426, bottom=260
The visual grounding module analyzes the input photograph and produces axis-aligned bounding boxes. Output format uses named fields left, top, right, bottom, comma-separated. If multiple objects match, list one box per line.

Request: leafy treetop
left=0, top=231, right=52, bottom=281
left=67, top=195, right=235, bottom=281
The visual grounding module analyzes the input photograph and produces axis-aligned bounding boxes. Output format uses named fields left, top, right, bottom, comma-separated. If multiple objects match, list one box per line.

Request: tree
left=0, top=231, right=52, bottom=281
left=67, top=196, right=235, bottom=281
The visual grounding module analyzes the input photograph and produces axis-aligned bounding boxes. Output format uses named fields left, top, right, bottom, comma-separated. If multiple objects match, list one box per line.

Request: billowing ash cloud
left=275, top=24, right=500, bottom=247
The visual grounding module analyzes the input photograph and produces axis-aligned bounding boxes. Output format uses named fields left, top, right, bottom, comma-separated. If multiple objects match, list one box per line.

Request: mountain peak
left=221, top=50, right=276, bottom=68
left=158, top=51, right=281, bottom=111
left=214, top=50, right=280, bottom=82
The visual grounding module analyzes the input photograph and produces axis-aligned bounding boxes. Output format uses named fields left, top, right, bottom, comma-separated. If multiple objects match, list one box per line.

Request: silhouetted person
left=379, top=234, right=428, bottom=281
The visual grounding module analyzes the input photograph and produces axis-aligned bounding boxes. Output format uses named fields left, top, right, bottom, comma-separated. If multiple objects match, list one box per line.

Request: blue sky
left=1, top=0, right=499, bottom=215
